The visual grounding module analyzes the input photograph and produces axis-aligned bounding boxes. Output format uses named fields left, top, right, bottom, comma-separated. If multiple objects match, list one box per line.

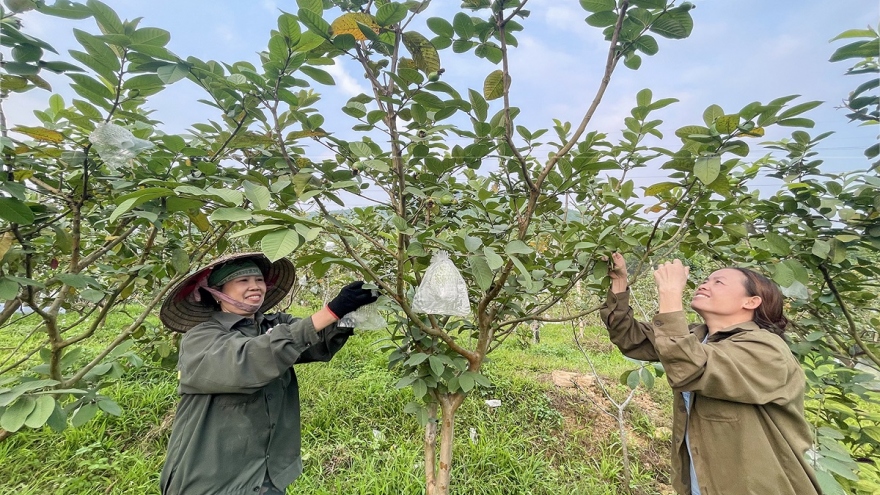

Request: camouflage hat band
left=208, top=259, right=263, bottom=287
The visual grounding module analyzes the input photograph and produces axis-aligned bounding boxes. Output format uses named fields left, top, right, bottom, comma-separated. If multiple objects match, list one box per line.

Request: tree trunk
left=425, top=393, right=464, bottom=495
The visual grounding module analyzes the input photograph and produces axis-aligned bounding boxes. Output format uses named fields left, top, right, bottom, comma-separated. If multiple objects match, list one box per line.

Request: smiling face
left=218, top=275, right=266, bottom=316
left=691, top=268, right=762, bottom=323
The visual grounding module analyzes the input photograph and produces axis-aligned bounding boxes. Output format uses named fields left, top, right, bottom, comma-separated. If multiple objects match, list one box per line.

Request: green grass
left=0, top=310, right=675, bottom=495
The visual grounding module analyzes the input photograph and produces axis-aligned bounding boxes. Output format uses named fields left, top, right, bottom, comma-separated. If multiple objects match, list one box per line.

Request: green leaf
left=297, top=0, right=323, bottom=13
left=459, top=372, right=475, bottom=393
left=24, top=396, right=56, bottom=429
left=1, top=397, right=35, bottom=432
left=649, top=8, right=693, bottom=39
left=0, top=198, right=35, bottom=225
left=811, top=239, right=831, bottom=259
left=428, top=355, right=445, bottom=378
left=483, top=69, right=507, bottom=101
left=376, top=3, right=408, bottom=26
left=626, top=370, right=640, bottom=390
left=349, top=141, right=372, bottom=158
left=243, top=181, right=271, bottom=210
left=579, top=0, right=615, bottom=13
left=87, top=0, right=124, bottom=34
left=277, top=13, right=302, bottom=43
left=300, top=65, right=335, bottom=85
left=261, top=229, right=301, bottom=261
left=157, top=63, right=190, bottom=84
left=453, top=12, right=474, bottom=39
left=0, top=278, right=19, bottom=300
left=694, top=155, right=721, bottom=185
left=702, top=104, right=724, bottom=127
left=97, top=399, right=122, bottom=416
left=586, top=11, right=618, bottom=28
left=70, top=402, right=99, bottom=428
left=505, top=240, right=533, bottom=255
left=209, top=207, right=252, bottom=222
left=130, top=27, right=170, bottom=46
left=298, top=9, right=331, bottom=38
left=714, top=114, right=739, bottom=134
left=778, top=101, right=823, bottom=119
left=639, top=367, right=655, bottom=389
left=483, top=247, right=504, bottom=270
left=776, top=118, right=815, bottom=128
left=469, top=89, right=488, bottom=121
left=468, top=255, right=493, bottom=291
left=412, top=379, right=427, bottom=399
left=427, top=17, right=454, bottom=38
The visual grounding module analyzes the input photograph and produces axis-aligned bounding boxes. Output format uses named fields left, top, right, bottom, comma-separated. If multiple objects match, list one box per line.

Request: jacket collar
left=212, top=311, right=278, bottom=331
left=702, top=320, right=763, bottom=343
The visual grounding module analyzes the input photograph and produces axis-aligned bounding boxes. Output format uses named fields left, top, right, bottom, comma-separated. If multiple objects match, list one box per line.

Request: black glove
left=327, top=281, right=378, bottom=318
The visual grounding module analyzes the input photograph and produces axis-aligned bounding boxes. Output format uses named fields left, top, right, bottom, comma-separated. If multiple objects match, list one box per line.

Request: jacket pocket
left=694, top=395, right=738, bottom=422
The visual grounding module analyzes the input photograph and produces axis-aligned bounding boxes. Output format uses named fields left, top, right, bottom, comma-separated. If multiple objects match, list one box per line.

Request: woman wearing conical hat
left=158, top=252, right=378, bottom=495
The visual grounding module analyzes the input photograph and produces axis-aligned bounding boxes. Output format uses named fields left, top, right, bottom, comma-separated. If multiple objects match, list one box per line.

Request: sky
left=5, top=0, right=879, bottom=198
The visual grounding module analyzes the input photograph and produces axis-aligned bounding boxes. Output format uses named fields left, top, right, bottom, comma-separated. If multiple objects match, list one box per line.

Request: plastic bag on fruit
left=89, top=122, right=154, bottom=170
left=412, top=251, right=470, bottom=316
left=338, top=301, right=386, bottom=330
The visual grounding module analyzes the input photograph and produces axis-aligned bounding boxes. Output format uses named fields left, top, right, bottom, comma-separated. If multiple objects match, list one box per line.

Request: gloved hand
left=327, top=281, right=379, bottom=319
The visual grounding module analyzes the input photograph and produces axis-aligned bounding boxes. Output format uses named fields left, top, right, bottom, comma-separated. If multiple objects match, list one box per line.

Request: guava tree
left=0, top=0, right=269, bottom=441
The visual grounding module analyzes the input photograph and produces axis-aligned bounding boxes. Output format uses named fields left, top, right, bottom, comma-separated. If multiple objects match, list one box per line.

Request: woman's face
left=690, top=268, right=760, bottom=318
left=219, top=275, right=266, bottom=315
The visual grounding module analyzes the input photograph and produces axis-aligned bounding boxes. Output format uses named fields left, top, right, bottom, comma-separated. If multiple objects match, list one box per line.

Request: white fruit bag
left=412, top=251, right=470, bottom=316
left=338, top=302, right=385, bottom=330
left=89, top=122, right=154, bottom=170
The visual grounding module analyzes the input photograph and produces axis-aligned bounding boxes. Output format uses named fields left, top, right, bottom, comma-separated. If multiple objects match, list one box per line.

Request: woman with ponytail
left=600, top=254, right=820, bottom=495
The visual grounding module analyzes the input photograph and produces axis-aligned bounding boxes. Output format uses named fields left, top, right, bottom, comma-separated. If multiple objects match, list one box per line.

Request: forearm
left=311, top=306, right=339, bottom=331
left=657, top=289, right=683, bottom=313
left=610, top=277, right=627, bottom=294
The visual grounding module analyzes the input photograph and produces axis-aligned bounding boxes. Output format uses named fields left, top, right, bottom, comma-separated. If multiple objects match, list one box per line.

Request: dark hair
left=729, top=267, right=789, bottom=336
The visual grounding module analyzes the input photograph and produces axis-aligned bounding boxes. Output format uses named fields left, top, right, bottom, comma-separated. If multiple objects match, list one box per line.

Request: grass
left=0, top=308, right=675, bottom=495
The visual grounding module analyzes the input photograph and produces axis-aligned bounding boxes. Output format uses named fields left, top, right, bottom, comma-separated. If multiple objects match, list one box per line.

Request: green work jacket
left=600, top=289, right=821, bottom=495
left=160, top=311, right=352, bottom=495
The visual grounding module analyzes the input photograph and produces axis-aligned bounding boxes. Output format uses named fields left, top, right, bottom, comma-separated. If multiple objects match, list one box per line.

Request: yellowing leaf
left=330, top=13, right=379, bottom=41
left=285, top=130, right=328, bottom=141
left=13, top=126, right=64, bottom=143
left=483, top=69, right=508, bottom=100
left=740, top=126, right=765, bottom=137
left=0, top=232, right=15, bottom=260
left=402, top=31, right=441, bottom=74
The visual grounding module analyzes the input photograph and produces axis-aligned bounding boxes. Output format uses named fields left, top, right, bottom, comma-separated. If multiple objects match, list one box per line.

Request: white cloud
left=326, top=61, right=370, bottom=97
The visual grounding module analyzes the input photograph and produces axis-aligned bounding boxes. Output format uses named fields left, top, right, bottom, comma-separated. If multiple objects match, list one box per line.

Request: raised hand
left=654, top=260, right=689, bottom=313
left=327, top=281, right=379, bottom=319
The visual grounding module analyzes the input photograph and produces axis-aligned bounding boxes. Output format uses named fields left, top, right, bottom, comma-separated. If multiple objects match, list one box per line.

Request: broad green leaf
left=97, top=399, right=122, bottom=416
left=579, top=0, right=615, bottom=13
left=0, top=198, right=35, bottom=225
left=644, top=182, right=678, bottom=196
left=70, top=402, right=99, bottom=428
left=261, top=229, right=301, bottom=261
left=349, top=141, right=372, bottom=158
left=428, top=355, right=444, bottom=378
left=778, top=101, right=822, bottom=119
left=469, top=255, right=493, bottom=291
left=376, top=3, right=408, bottom=26
left=626, top=370, right=640, bottom=389
left=0, top=278, right=19, bottom=300
left=483, top=247, right=504, bottom=270
left=297, top=0, right=322, bottom=13
left=636, top=88, right=652, bottom=108
left=87, top=0, right=124, bottom=34
left=776, top=118, right=815, bottom=128
left=649, top=8, right=693, bottom=39
left=298, top=8, right=331, bottom=38
left=811, top=239, right=831, bottom=259
left=412, top=379, right=427, bottom=399
left=639, top=367, right=655, bottom=389
left=505, top=240, right=533, bottom=255
left=829, top=39, right=880, bottom=62
left=483, top=69, right=507, bottom=101
left=277, top=13, right=302, bottom=43
left=24, top=395, right=56, bottom=429
left=243, top=181, right=271, bottom=210
left=469, top=89, right=488, bottom=121
left=459, top=372, right=475, bottom=393
left=693, top=155, right=721, bottom=185
left=675, top=125, right=710, bottom=139
left=209, top=207, right=252, bottom=222
left=427, top=17, right=454, bottom=38
left=1, top=397, right=35, bottom=432
left=453, top=12, right=474, bottom=39
left=702, top=104, right=724, bottom=127
left=771, top=262, right=795, bottom=288
left=130, top=27, right=170, bottom=46
left=157, top=63, right=190, bottom=84
left=586, top=11, right=618, bottom=28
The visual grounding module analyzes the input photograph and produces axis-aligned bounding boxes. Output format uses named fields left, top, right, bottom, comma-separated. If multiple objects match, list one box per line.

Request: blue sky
left=7, top=0, right=879, bottom=194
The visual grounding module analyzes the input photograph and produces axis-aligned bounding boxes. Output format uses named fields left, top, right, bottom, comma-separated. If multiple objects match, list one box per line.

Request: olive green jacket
left=600, top=290, right=821, bottom=495
left=160, top=311, right=352, bottom=495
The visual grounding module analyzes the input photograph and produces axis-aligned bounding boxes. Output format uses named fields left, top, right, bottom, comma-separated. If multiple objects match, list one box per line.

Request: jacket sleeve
left=273, top=313, right=353, bottom=365
left=651, top=311, right=792, bottom=405
left=178, top=315, right=348, bottom=394
left=599, top=289, right=660, bottom=362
